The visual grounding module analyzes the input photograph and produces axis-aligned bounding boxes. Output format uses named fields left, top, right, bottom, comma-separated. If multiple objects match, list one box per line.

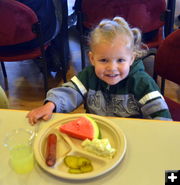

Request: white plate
left=33, top=114, right=127, bottom=180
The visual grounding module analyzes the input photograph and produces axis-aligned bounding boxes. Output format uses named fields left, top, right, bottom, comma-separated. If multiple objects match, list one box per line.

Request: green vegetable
left=64, top=155, right=79, bottom=169
left=68, top=168, right=82, bottom=174
left=80, top=164, right=93, bottom=172
left=64, top=155, right=93, bottom=174
left=77, top=157, right=90, bottom=167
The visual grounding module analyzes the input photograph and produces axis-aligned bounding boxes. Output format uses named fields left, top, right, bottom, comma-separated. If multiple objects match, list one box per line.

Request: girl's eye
left=117, top=59, right=125, bottom=63
left=99, top=59, right=107, bottom=63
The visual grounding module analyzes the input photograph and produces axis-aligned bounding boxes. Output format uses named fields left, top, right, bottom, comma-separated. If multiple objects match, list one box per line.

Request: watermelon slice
left=59, top=116, right=100, bottom=140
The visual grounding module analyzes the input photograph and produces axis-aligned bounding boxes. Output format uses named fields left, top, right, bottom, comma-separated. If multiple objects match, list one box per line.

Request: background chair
left=73, top=0, right=175, bottom=69
left=0, top=86, right=9, bottom=108
left=0, top=0, right=69, bottom=94
left=153, top=29, right=180, bottom=121
left=52, top=0, right=69, bottom=81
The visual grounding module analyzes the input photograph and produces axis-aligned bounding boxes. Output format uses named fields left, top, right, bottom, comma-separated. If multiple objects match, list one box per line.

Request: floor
left=0, top=0, right=179, bottom=112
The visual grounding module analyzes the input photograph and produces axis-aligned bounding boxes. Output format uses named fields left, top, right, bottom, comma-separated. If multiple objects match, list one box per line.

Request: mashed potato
left=81, top=138, right=116, bottom=158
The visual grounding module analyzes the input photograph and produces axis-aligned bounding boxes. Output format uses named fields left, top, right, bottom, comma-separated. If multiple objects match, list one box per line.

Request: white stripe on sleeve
left=71, top=76, right=87, bottom=96
left=139, top=91, right=164, bottom=105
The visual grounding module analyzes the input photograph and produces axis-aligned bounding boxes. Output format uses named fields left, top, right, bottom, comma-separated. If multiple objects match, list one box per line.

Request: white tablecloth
left=0, top=109, right=180, bottom=185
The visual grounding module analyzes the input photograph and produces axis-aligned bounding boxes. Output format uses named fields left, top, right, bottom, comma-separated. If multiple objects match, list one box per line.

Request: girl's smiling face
left=89, top=36, right=135, bottom=85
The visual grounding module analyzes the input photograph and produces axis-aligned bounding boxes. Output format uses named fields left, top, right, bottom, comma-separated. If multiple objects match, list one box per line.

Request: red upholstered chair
left=0, top=0, right=69, bottom=93
left=74, top=0, right=175, bottom=69
left=153, top=29, right=180, bottom=121
left=0, top=0, right=49, bottom=93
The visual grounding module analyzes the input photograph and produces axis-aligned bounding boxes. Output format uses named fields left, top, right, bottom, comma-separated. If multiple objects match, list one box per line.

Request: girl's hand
left=26, top=102, right=55, bottom=125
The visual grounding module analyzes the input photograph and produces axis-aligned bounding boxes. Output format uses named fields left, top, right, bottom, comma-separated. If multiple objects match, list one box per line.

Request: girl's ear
left=88, top=51, right=95, bottom=66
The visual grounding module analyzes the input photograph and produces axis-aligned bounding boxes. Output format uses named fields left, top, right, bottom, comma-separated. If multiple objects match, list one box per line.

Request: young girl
left=27, top=17, right=172, bottom=124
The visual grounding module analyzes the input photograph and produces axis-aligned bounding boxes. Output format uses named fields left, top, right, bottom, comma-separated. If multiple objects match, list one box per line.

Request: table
left=1, top=109, right=180, bottom=185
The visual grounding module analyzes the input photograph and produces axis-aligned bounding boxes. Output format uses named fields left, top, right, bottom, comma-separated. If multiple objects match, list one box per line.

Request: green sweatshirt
left=46, top=60, right=172, bottom=120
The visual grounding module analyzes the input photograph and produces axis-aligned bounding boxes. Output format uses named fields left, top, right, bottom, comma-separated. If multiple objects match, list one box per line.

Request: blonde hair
left=88, top=16, right=148, bottom=59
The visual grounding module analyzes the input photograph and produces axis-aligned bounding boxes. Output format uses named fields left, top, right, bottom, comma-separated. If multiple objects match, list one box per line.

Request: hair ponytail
left=89, top=16, right=148, bottom=58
